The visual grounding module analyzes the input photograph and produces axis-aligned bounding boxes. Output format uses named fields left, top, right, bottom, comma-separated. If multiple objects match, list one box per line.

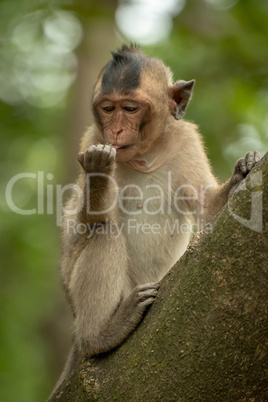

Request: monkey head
left=92, top=44, right=195, bottom=163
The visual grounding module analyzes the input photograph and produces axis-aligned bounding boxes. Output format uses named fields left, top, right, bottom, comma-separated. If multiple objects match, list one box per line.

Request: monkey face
left=91, top=45, right=194, bottom=163
left=93, top=95, right=152, bottom=162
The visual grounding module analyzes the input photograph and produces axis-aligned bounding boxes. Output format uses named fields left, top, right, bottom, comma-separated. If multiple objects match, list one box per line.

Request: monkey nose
left=114, top=129, right=123, bottom=137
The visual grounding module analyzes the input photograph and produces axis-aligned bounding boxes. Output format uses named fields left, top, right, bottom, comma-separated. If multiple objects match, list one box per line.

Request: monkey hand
left=78, top=144, right=116, bottom=174
left=230, top=151, right=261, bottom=186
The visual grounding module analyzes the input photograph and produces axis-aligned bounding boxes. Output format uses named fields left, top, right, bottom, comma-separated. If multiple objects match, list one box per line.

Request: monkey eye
left=102, top=106, right=115, bottom=112
left=123, top=106, right=138, bottom=112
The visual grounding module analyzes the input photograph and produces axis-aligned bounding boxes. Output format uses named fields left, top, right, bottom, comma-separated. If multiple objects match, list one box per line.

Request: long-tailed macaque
left=49, top=44, right=261, bottom=398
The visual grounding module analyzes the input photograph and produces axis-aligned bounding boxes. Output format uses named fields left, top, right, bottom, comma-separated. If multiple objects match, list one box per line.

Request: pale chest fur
left=115, top=164, right=195, bottom=285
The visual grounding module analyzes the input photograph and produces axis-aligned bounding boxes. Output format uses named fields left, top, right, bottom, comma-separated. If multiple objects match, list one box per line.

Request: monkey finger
left=136, top=282, right=160, bottom=292
left=77, top=152, right=85, bottom=166
left=139, top=296, right=157, bottom=308
left=236, top=158, right=247, bottom=175
left=254, top=151, right=261, bottom=163
left=244, top=151, right=261, bottom=173
left=92, top=144, right=116, bottom=164
left=137, top=288, right=159, bottom=304
left=101, top=144, right=116, bottom=159
left=245, top=151, right=255, bottom=171
left=137, top=288, right=158, bottom=298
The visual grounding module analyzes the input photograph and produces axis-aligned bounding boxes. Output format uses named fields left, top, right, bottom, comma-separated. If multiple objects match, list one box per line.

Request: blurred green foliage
left=0, top=0, right=267, bottom=401
left=152, top=0, right=268, bottom=178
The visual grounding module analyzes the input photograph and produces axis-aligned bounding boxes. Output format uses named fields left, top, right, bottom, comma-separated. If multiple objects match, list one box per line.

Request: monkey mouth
left=112, top=144, right=133, bottom=151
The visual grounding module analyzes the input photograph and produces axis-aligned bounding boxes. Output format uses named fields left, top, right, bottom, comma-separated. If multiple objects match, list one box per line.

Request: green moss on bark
left=52, top=153, right=268, bottom=401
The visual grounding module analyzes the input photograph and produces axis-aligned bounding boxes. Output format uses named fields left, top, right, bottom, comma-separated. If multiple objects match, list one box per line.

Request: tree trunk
left=51, top=153, right=268, bottom=401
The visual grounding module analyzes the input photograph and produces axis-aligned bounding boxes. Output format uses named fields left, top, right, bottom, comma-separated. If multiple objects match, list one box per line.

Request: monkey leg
left=47, top=278, right=159, bottom=401
left=69, top=230, right=159, bottom=357
left=52, top=230, right=159, bottom=400
left=77, top=144, right=118, bottom=225
left=76, top=281, right=160, bottom=357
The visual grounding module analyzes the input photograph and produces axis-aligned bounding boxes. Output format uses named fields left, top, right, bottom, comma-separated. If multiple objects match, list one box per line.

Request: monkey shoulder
left=168, top=120, right=217, bottom=187
left=173, top=119, right=202, bottom=149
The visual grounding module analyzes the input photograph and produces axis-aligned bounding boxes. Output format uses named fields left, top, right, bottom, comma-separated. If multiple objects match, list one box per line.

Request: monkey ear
left=168, top=80, right=195, bottom=120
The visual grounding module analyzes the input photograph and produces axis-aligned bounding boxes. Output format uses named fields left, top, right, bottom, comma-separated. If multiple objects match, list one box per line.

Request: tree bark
left=51, top=153, right=268, bottom=401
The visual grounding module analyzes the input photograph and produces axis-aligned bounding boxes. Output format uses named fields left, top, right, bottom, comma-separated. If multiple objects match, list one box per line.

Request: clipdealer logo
left=5, top=171, right=83, bottom=226
left=228, top=171, right=263, bottom=233
left=4, top=170, right=264, bottom=233
left=4, top=171, right=209, bottom=224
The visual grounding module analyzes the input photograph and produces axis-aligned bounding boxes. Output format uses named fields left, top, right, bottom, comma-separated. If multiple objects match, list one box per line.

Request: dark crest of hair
left=101, top=44, right=142, bottom=94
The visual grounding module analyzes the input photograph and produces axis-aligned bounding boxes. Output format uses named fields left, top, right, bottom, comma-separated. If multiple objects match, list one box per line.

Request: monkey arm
left=52, top=144, right=160, bottom=398
left=51, top=231, right=158, bottom=398
left=60, top=143, right=122, bottom=299
left=75, top=144, right=119, bottom=225
left=69, top=231, right=130, bottom=356
left=203, top=151, right=261, bottom=222
left=71, top=239, right=159, bottom=357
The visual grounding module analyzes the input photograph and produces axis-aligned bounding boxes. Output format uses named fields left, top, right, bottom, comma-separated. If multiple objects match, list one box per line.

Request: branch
left=52, top=153, right=268, bottom=401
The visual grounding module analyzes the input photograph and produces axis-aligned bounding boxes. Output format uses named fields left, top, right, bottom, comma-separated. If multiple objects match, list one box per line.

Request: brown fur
left=48, top=45, right=260, bottom=400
